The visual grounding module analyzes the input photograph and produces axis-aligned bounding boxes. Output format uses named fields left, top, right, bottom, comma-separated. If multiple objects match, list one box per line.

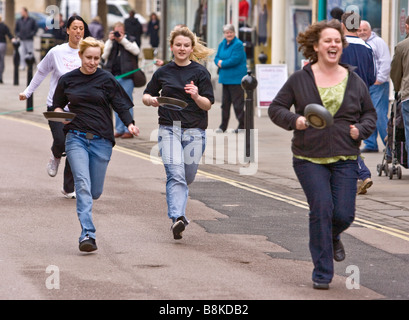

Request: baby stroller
left=377, top=95, right=408, bottom=179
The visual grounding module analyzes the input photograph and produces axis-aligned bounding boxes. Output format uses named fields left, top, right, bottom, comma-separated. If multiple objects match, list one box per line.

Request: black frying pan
left=157, top=97, right=188, bottom=111
left=43, top=111, right=76, bottom=123
left=304, top=104, right=334, bottom=129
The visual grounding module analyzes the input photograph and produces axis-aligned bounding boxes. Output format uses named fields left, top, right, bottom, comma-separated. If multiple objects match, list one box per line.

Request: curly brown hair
left=297, top=20, right=348, bottom=64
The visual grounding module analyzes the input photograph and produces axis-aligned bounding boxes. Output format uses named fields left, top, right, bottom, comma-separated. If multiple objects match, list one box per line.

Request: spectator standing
left=89, top=16, right=105, bottom=40
left=124, top=10, right=143, bottom=47
left=340, top=12, right=377, bottom=195
left=214, top=24, right=247, bottom=133
left=15, top=7, right=38, bottom=70
left=102, top=22, right=140, bottom=139
left=146, top=13, right=160, bottom=48
left=391, top=16, right=409, bottom=169
left=0, top=15, right=14, bottom=84
left=52, top=37, right=140, bottom=252
left=358, top=20, right=391, bottom=153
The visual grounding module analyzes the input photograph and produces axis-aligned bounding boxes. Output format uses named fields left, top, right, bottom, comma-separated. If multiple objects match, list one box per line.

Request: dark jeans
left=358, top=155, right=371, bottom=181
left=48, top=115, right=74, bottom=193
left=219, top=84, right=245, bottom=131
left=293, top=157, right=358, bottom=284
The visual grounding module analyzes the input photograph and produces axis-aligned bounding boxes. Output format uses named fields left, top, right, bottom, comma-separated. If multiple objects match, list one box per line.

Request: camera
left=113, top=31, right=121, bottom=38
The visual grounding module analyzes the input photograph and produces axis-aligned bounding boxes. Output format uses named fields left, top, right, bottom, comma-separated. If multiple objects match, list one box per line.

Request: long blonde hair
left=169, top=26, right=214, bottom=63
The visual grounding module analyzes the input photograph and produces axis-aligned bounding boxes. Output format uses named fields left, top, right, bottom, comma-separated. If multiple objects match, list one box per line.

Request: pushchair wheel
left=397, top=166, right=402, bottom=179
left=389, top=167, right=394, bottom=180
left=377, top=163, right=389, bottom=177
left=384, top=164, right=389, bottom=176
left=377, top=164, right=382, bottom=176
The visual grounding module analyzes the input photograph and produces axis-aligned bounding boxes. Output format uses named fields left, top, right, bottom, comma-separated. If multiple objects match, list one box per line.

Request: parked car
left=15, top=11, right=49, bottom=32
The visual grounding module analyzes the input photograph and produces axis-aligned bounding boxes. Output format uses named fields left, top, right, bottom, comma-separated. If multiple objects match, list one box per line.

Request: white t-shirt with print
left=23, top=42, right=81, bottom=107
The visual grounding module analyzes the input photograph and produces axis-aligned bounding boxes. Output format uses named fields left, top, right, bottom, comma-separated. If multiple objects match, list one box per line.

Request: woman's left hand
left=350, top=125, right=360, bottom=140
left=185, top=81, right=199, bottom=100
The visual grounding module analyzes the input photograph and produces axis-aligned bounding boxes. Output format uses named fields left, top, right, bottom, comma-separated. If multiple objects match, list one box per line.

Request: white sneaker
left=61, top=188, right=76, bottom=199
left=47, top=154, right=61, bottom=177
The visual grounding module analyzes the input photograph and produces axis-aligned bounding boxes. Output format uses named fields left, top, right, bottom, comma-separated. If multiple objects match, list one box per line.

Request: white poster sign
left=255, top=64, right=288, bottom=116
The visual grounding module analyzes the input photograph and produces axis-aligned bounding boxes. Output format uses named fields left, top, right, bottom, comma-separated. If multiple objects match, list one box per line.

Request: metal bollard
left=25, top=53, right=36, bottom=112
left=241, top=70, right=258, bottom=162
left=12, top=38, right=20, bottom=86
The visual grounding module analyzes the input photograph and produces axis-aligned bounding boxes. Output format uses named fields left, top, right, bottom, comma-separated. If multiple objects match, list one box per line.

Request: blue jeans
left=65, top=132, right=113, bottom=242
left=158, top=124, right=206, bottom=224
left=364, top=82, right=390, bottom=150
left=115, top=78, right=134, bottom=134
left=401, top=100, right=409, bottom=165
left=293, top=158, right=359, bottom=284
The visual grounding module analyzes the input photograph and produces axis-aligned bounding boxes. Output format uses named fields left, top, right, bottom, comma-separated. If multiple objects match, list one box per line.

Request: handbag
left=132, top=69, right=147, bottom=87
left=131, top=55, right=147, bottom=87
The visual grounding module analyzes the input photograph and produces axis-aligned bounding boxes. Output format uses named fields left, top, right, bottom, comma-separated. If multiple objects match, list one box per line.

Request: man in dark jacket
left=15, top=7, right=38, bottom=70
left=340, top=12, right=376, bottom=194
left=124, top=10, right=143, bottom=47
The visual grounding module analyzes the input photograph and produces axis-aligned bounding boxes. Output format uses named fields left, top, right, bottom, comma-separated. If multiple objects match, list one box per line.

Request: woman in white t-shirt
left=19, top=16, right=90, bottom=199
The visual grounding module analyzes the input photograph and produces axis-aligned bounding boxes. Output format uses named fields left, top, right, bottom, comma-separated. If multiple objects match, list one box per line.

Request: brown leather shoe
left=357, top=178, right=373, bottom=195
left=121, top=132, right=134, bottom=139
left=114, top=132, right=123, bottom=138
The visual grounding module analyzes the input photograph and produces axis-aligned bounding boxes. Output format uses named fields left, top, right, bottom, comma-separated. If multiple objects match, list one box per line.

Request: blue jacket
left=340, top=36, right=376, bottom=89
left=214, top=37, right=247, bottom=85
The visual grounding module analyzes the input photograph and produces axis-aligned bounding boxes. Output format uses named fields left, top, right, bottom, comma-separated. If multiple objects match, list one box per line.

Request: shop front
left=160, top=0, right=225, bottom=77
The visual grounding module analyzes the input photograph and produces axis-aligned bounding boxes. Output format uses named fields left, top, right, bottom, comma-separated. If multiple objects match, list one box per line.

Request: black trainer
left=171, top=219, right=185, bottom=240
left=79, top=236, right=97, bottom=252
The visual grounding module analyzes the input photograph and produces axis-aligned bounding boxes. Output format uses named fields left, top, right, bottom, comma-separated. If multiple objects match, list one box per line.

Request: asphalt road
left=2, top=114, right=409, bottom=303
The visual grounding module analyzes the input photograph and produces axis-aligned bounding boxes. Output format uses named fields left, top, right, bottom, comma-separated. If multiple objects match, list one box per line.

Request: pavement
left=1, top=52, right=409, bottom=300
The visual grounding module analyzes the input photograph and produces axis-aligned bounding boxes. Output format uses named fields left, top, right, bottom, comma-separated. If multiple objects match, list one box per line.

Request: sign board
left=255, top=64, right=288, bottom=116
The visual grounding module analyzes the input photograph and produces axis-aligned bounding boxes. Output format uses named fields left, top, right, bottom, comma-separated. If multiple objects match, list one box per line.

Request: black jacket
left=268, top=63, right=377, bottom=158
left=0, top=22, right=13, bottom=43
left=124, top=17, right=143, bottom=47
left=15, top=16, right=38, bottom=40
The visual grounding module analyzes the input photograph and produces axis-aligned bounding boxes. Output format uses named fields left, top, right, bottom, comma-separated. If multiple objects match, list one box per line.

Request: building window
left=326, top=0, right=382, bottom=34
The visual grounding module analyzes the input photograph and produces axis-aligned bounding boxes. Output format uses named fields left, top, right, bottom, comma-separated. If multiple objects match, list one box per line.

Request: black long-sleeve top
left=144, top=61, right=214, bottom=130
left=52, top=68, right=134, bottom=145
left=0, top=22, right=13, bottom=43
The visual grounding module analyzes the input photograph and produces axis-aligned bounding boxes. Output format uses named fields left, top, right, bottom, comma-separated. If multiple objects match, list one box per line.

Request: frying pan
left=304, top=104, right=334, bottom=129
left=43, top=111, right=76, bottom=123
left=157, top=97, right=188, bottom=111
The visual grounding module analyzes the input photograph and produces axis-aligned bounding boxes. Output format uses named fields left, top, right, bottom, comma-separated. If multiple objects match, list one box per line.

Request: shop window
left=326, top=0, right=382, bottom=34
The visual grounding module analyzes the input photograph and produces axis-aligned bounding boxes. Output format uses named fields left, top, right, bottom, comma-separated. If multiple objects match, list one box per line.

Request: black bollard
left=258, top=52, right=268, bottom=64
left=12, top=38, right=20, bottom=86
left=25, top=53, right=36, bottom=112
left=241, top=70, right=258, bottom=162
